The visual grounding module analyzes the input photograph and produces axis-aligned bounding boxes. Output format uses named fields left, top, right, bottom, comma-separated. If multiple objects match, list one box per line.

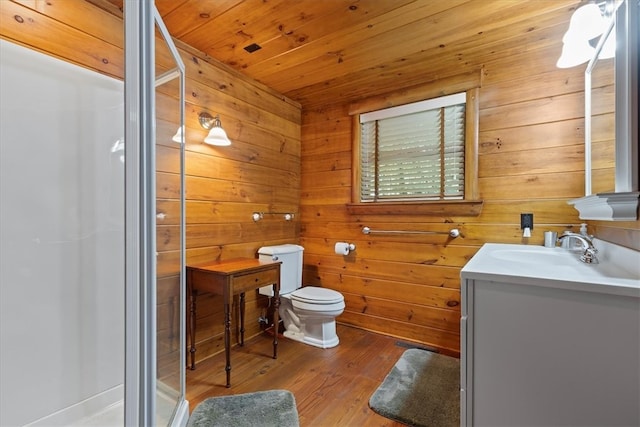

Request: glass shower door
left=154, top=8, right=187, bottom=426
left=124, top=3, right=187, bottom=426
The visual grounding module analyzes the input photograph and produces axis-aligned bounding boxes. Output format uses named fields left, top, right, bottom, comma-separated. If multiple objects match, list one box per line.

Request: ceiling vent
left=243, top=43, right=262, bottom=53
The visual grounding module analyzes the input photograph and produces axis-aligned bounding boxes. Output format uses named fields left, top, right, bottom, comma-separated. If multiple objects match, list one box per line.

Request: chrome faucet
left=557, top=232, right=598, bottom=263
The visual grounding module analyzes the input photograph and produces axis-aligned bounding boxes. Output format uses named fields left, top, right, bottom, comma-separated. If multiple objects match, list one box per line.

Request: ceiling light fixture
left=198, top=112, right=231, bottom=146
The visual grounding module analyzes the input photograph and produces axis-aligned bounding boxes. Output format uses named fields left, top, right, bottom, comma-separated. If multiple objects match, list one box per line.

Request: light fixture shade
left=198, top=112, right=232, bottom=146
left=564, top=3, right=605, bottom=42
left=556, top=38, right=596, bottom=68
left=204, top=126, right=232, bottom=146
left=557, top=3, right=608, bottom=69
left=171, top=125, right=184, bottom=143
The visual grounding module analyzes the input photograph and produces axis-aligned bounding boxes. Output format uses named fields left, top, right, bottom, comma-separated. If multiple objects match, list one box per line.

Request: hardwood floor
left=185, top=324, right=428, bottom=426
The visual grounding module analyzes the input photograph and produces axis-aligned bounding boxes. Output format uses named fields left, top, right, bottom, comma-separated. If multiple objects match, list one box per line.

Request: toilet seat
left=291, top=286, right=343, bottom=304
left=289, top=286, right=345, bottom=313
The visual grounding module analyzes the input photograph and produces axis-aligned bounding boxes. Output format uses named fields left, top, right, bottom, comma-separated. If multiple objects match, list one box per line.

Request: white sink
left=491, top=248, right=574, bottom=266
left=489, top=245, right=638, bottom=281
left=463, top=240, right=640, bottom=296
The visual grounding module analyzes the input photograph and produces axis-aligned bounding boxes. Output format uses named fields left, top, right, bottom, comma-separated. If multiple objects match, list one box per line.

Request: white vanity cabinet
left=460, top=243, right=640, bottom=427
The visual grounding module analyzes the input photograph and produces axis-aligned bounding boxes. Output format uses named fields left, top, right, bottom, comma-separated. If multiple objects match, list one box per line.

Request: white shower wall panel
left=0, top=39, right=125, bottom=426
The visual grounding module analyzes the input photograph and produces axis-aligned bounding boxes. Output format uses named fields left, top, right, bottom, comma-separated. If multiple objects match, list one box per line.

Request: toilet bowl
left=257, top=244, right=345, bottom=349
left=279, top=286, right=345, bottom=348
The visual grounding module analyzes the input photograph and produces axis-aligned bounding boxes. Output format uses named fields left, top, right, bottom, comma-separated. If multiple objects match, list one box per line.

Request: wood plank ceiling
left=105, top=0, right=580, bottom=109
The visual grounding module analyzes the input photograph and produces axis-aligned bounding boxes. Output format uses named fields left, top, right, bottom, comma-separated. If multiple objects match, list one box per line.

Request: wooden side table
left=186, top=258, right=281, bottom=388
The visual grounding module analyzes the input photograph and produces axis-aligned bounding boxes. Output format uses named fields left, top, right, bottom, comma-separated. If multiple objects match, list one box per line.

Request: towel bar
left=362, top=226, right=460, bottom=238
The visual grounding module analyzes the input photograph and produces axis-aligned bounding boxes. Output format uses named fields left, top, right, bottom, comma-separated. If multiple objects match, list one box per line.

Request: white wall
left=0, top=39, right=125, bottom=426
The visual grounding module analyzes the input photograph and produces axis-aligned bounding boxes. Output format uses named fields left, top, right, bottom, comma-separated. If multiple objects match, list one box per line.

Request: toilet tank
left=258, top=244, right=304, bottom=296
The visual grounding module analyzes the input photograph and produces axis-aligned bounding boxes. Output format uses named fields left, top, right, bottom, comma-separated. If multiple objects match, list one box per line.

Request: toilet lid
left=291, top=286, right=343, bottom=304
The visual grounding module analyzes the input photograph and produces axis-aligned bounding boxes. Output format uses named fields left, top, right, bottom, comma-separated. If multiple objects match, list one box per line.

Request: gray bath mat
left=187, top=390, right=299, bottom=427
left=369, top=348, right=460, bottom=427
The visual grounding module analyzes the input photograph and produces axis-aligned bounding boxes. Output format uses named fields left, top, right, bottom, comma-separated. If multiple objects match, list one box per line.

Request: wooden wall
left=299, top=11, right=640, bottom=356
left=2, top=0, right=637, bottom=365
left=1, top=0, right=301, bottom=374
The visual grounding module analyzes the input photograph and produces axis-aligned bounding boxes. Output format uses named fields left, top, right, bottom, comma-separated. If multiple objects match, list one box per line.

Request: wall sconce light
left=199, top=112, right=231, bottom=146
left=171, top=125, right=184, bottom=143
left=557, top=1, right=616, bottom=68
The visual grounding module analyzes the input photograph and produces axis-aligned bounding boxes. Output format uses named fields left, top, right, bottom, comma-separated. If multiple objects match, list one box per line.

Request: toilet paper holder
left=334, top=242, right=356, bottom=255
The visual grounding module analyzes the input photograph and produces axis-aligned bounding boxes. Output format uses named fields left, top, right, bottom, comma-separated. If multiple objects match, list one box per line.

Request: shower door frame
left=124, top=2, right=188, bottom=426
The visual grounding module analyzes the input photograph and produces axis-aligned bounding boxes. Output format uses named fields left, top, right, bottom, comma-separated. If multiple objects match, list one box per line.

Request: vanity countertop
left=461, top=240, right=640, bottom=297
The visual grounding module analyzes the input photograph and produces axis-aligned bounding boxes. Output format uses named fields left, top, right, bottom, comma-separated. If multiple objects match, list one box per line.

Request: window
left=359, top=93, right=466, bottom=202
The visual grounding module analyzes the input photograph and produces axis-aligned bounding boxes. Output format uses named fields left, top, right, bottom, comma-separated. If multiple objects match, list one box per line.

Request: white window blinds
left=359, top=93, right=466, bottom=202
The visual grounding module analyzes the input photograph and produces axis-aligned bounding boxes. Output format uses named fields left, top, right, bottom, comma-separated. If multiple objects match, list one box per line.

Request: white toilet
left=258, top=244, right=345, bottom=349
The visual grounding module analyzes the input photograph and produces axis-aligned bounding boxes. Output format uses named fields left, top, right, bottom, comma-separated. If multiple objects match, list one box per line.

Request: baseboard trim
left=25, top=384, right=123, bottom=426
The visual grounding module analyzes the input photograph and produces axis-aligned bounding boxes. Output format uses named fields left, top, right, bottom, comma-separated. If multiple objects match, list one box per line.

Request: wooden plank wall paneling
left=299, top=19, right=639, bottom=356
left=2, top=0, right=637, bottom=363
left=1, top=0, right=301, bottom=369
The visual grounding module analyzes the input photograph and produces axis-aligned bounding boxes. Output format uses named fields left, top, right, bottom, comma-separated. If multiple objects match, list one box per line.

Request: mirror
left=612, top=0, right=638, bottom=193
left=572, top=0, right=639, bottom=220
left=585, top=4, right=616, bottom=195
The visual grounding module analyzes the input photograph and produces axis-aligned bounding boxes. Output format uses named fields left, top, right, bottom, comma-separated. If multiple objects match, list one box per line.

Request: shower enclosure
left=0, top=3, right=187, bottom=426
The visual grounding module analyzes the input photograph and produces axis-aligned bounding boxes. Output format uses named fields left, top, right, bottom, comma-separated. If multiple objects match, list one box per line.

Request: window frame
left=348, top=76, right=482, bottom=216
left=359, top=92, right=467, bottom=202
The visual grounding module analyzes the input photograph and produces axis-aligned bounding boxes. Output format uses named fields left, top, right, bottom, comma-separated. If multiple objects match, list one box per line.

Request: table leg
left=189, top=288, right=197, bottom=370
left=224, top=301, right=231, bottom=388
left=240, top=292, right=245, bottom=346
left=272, top=283, right=279, bottom=359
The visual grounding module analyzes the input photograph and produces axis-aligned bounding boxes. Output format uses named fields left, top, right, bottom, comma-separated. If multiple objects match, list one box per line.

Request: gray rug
left=369, top=348, right=460, bottom=427
left=187, top=390, right=299, bottom=427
